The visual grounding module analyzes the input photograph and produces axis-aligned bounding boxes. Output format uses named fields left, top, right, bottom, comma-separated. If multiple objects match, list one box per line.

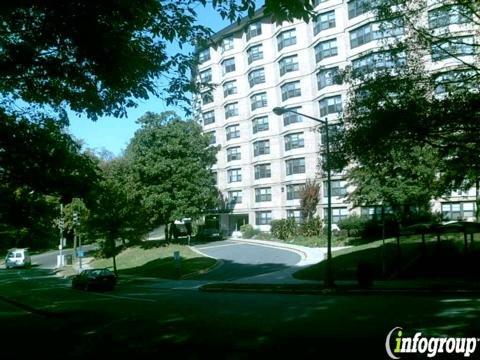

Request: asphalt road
left=1, top=268, right=480, bottom=358
left=29, top=244, right=97, bottom=269
left=193, top=240, right=302, bottom=280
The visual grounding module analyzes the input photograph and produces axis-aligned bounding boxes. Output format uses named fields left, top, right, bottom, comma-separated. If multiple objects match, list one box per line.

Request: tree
left=346, top=146, right=440, bottom=224
left=300, top=180, right=320, bottom=221
left=125, top=111, right=218, bottom=239
left=337, top=1, right=480, bottom=220
left=0, top=1, right=314, bottom=118
left=0, top=110, right=99, bottom=249
left=86, top=157, right=145, bottom=274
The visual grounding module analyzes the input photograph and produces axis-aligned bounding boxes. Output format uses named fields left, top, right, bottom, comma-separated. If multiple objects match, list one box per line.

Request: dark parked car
left=196, top=228, right=222, bottom=242
left=72, top=268, right=117, bottom=291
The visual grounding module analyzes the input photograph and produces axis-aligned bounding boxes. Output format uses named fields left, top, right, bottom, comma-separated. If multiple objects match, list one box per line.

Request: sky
left=67, top=5, right=239, bottom=156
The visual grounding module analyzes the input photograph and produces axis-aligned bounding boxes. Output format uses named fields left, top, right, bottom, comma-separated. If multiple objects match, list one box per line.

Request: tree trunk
left=112, top=252, right=117, bottom=276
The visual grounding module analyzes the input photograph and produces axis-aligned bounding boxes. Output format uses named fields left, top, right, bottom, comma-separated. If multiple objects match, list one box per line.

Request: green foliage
left=0, top=1, right=313, bottom=118
left=337, top=1, right=480, bottom=221
left=337, top=215, right=368, bottom=237
left=239, top=224, right=260, bottom=239
left=125, top=111, right=218, bottom=228
left=0, top=111, right=99, bottom=250
left=300, top=216, right=322, bottom=237
left=270, top=219, right=299, bottom=240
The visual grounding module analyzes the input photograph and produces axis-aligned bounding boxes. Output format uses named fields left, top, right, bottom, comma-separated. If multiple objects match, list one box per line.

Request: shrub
left=240, top=224, right=259, bottom=239
left=300, top=216, right=322, bottom=237
left=337, top=214, right=368, bottom=237
left=271, top=218, right=299, bottom=240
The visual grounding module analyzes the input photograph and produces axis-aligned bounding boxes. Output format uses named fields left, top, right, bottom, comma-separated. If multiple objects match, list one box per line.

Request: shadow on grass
left=117, top=256, right=216, bottom=279
left=294, top=239, right=480, bottom=283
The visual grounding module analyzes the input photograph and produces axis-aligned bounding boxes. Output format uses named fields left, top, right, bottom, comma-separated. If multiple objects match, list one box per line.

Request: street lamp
left=273, top=106, right=334, bottom=288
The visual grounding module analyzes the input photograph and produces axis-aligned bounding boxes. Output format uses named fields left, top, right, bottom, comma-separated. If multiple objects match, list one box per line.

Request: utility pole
left=73, top=212, right=78, bottom=263
left=58, top=204, right=64, bottom=268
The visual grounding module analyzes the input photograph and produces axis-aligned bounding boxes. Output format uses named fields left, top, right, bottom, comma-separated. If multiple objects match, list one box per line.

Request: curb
left=199, top=283, right=480, bottom=295
left=0, top=294, right=63, bottom=318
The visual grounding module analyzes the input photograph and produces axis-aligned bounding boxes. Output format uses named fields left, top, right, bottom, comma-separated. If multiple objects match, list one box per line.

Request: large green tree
left=0, top=1, right=314, bottom=118
left=337, top=0, right=480, bottom=220
left=125, top=111, right=218, bottom=238
left=86, top=156, right=145, bottom=273
left=0, top=110, right=99, bottom=249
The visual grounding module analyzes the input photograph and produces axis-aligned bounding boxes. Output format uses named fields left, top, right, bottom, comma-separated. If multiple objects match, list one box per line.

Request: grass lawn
left=294, top=233, right=480, bottom=282
left=89, top=243, right=217, bottom=279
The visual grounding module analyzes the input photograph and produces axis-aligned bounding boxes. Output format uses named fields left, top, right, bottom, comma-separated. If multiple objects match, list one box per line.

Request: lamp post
left=273, top=107, right=334, bottom=288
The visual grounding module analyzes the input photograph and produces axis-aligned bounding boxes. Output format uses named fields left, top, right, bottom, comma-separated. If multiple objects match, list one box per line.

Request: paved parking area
left=193, top=240, right=301, bottom=281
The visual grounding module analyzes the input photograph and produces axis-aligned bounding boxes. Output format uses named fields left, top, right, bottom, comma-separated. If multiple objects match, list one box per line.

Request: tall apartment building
left=195, top=0, right=478, bottom=233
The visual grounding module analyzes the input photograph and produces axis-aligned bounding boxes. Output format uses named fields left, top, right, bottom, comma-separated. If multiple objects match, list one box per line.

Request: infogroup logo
left=385, top=327, right=479, bottom=359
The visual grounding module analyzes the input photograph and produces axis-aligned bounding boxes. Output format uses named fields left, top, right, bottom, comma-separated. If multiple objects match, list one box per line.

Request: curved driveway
left=193, top=240, right=301, bottom=281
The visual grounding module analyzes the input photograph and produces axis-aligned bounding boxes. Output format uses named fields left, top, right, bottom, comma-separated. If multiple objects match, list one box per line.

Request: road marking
left=94, top=293, right=156, bottom=303
left=196, top=243, right=245, bottom=250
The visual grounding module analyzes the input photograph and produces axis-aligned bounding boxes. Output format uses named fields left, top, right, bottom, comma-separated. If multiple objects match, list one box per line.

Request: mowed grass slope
left=90, top=244, right=217, bottom=279
left=294, top=234, right=480, bottom=281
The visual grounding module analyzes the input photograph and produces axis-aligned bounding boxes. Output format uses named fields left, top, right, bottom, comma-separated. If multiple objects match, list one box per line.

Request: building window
left=350, top=21, right=404, bottom=49
left=223, top=80, right=237, bottom=97
left=428, top=5, right=471, bottom=29
left=315, top=38, right=338, bottom=62
left=255, top=187, right=272, bottom=202
left=277, top=29, right=297, bottom=51
left=199, top=68, right=212, bottom=84
left=431, top=36, right=475, bottom=62
left=253, top=140, right=270, bottom=156
left=279, top=55, right=299, bottom=76
left=246, top=21, right=262, bottom=41
left=286, top=158, right=305, bottom=175
left=227, top=146, right=241, bottom=161
left=198, top=48, right=210, bottom=64
left=255, top=211, right=272, bottom=225
left=222, top=57, right=236, bottom=74
left=226, top=124, right=240, bottom=140
left=201, top=91, right=213, bottom=105
left=314, top=10, right=335, bottom=35
left=287, top=209, right=303, bottom=223
left=434, top=69, right=476, bottom=94
left=317, top=67, right=341, bottom=90
left=442, top=202, right=476, bottom=220
left=352, top=50, right=407, bottom=75
left=247, top=45, right=263, bottom=64
left=361, top=206, right=393, bottom=220
left=281, top=81, right=302, bottom=101
left=228, top=190, right=242, bottom=205
left=251, top=92, right=268, bottom=110
left=324, top=180, right=347, bottom=197
left=348, top=0, right=369, bottom=19
left=224, top=102, right=239, bottom=118
left=203, top=111, right=215, bottom=125
left=227, top=168, right=242, bottom=183
left=286, top=183, right=304, bottom=200
left=206, top=131, right=216, bottom=145
left=252, top=116, right=269, bottom=134
left=221, top=37, right=234, bottom=52
left=254, top=163, right=271, bottom=179
left=319, top=95, right=342, bottom=116
left=285, top=132, right=304, bottom=151
left=248, top=68, right=266, bottom=87
left=328, top=207, right=349, bottom=224
left=283, top=107, right=303, bottom=126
